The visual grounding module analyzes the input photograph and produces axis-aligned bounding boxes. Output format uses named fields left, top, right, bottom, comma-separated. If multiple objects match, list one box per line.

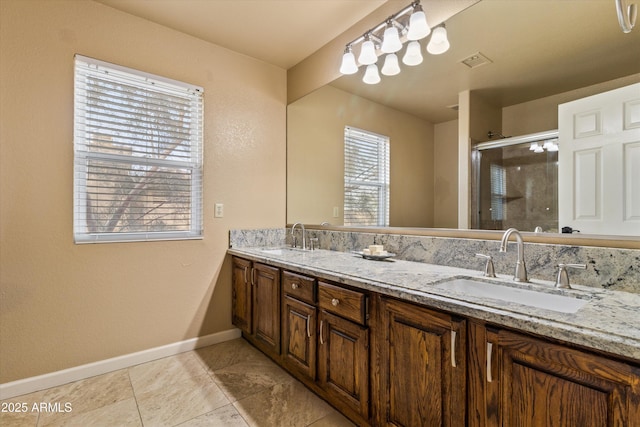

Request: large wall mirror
left=287, top=0, right=640, bottom=242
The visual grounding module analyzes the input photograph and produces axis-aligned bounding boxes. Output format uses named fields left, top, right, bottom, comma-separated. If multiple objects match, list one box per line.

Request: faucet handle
left=556, top=263, right=587, bottom=289
left=475, top=253, right=496, bottom=278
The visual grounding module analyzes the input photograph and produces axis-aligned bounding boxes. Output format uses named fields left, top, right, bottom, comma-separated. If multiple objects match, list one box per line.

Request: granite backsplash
left=229, top=228, right=640, bottom=294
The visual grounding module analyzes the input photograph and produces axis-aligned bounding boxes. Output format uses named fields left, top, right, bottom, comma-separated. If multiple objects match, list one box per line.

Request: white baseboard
left=0, top=328, right=241, bottom=400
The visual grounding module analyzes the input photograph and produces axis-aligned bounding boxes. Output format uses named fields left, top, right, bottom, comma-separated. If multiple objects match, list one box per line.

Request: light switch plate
left=333, top=206, right=339, bottom=218
left=214, top=203, right=224, bottom=218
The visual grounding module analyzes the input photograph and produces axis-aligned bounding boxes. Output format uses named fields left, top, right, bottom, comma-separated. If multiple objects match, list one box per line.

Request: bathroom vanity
left=228, top=245, right=640, bottom=426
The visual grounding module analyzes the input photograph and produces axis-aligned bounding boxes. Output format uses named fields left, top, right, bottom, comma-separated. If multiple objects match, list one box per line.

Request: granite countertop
left=228, top=246, right=640, bottom=362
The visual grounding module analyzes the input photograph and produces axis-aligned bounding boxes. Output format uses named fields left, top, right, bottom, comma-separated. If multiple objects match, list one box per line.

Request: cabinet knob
left=291, top=282, right=299, bottom=290
left=331, top=298, right=340, bottom=306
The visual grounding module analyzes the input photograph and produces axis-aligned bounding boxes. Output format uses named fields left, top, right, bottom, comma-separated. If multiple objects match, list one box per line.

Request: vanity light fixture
left=339, top=46, right=358, bottom=75
left=426, top=25, right=450, bottom=55
left=381, top=53, right=401, bottom=76
left=363, top=64, right=381, bottom=84
left=338, top=0, right=451, bottom=84
left=358, top=34, right=378, bottom=65
left=530, top=139, right=559, bottom=153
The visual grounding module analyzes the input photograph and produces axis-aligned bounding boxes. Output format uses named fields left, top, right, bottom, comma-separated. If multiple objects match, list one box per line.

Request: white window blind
left=73, top=55, right=203, bottom=243
left=490, top=163, right=506, bottom=221
left=344, top=126, right=390, bottom=226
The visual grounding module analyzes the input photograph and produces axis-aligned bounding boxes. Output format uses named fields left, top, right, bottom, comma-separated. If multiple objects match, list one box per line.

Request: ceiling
left=95, top=0, right=639, bottom=123
left=94, top=0, right=388, bottom=69
left=331, top=0, right=640, bottom=123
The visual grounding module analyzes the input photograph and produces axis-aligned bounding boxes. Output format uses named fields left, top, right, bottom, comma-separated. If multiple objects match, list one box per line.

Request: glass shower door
left=473, top=141, right=558, bottom=232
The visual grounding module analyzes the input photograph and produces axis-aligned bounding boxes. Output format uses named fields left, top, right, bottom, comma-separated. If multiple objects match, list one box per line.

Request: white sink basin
left=435, top=278, right=589, bottom=314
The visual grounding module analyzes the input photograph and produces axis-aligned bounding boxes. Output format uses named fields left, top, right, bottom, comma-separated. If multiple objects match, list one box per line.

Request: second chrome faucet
left=500, top=228, right=528, bottom=282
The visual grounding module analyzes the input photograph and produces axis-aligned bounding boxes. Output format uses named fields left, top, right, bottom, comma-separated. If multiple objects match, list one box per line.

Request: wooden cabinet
left=468, top=321, right=640, bottom=427
left=231, top=257, right=252, bottom=334
left=234, top=257, right=640, bottom=427
left=281, top=271, right=317, bottom=380
left=377, top=296, right=466, bottom=427
left=280, top=276, right=371, bottom=424
left=231, top=257, right=280, bottom=357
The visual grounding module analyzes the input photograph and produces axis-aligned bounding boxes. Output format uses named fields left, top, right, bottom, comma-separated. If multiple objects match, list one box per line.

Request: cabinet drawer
left=318, top=281, right=366, bottom=325
left=282, top=271, right=316, bottom=304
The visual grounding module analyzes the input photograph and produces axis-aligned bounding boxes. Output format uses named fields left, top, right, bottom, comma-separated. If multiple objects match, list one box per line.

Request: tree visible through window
left=73, top=55, right=203, bottom=243
left=344, top=126, right=390, bottom=226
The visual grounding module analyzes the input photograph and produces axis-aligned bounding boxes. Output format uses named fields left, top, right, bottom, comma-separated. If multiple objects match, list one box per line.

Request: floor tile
left=195, top=338, right=265, bottom=373
left=233, top=379, right=335, bottom=427
left=177, top=403, right=250, bottom=427
left=307, top=410, right=357, bottom=427
left=135, top=374, right=229, bottom=427
left=210, top=356, right=294, bottom=403
left=3, top=338, right=359, bottom=427
left=38, top=397, right=141, bottom=427
left=129, top=351, right=207, bottom=396
left=37, top=369, right=134, bottom=426
left=0, top=390, right=44, bottom=427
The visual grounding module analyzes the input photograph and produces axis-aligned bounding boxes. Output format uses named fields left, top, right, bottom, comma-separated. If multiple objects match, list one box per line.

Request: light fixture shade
left=381, top=53, right=401, bottom=76
left=402, top=41, right=423, bottom=66
left=358, top=39, right=378, bottom=65
left=339, top=50, right=358, bottom=75
left=529, top=143, right=540, bottom=151
left=381, top=25, right=402, bottom=53
left=407, top=8, right=430, bottom=40
left=544, top=140, right=559, bottom=152
left=363, top=64, right=381, bottom=84
left=427, top=26, right=450, bottom=54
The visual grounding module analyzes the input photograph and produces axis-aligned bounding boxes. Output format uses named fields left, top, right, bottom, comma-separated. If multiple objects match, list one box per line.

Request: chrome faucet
left=291, top=223, right=306, bottom=250
left=500, top=228, right=528, bottom=282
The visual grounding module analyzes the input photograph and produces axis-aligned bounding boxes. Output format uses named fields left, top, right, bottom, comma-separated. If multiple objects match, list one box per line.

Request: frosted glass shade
left=339, top=50, right=358, bottom=75
left=363, top=64, right=381, bottom=84
left=407, top=9, right=430, bottom=40
left=402, top=41, right=423, bottom=66
left=381, top=26, right=402, bottom=53
left=381, top=54, right=401, bottom=76
left=427, top=26, right=450, bottom=54
left=358, top=39, right=378, bottom=65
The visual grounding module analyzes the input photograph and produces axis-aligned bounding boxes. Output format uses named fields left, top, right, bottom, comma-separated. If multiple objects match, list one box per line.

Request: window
left=490, top=163, right=506, bottom=221
left=73, top=55, right=203, bottom=243
left=344, top=126, right=390, bottom=226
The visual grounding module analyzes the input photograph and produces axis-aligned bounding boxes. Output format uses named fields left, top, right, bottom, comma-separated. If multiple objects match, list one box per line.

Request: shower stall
left=472, top=130, right=559, bottom=233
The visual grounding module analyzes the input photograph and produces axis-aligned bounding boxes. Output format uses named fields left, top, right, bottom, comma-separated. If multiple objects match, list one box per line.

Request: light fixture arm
left=616, top=0, right=637, bottom=33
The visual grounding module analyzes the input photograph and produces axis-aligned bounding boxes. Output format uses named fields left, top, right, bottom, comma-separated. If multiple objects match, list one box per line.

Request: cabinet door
left=252, top=262, right=281, bottom=355
left=378, top=297, right=466, bottom=427
left=231, top=257, right=252, bottom=334
left=485, top=328, right=640, bottom=427
left=282, top=296, right=316, bottom=380
left=318, top=310, right=369, bottom=420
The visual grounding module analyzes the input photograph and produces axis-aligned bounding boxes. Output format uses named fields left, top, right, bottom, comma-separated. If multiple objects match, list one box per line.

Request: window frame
left=73, top=55, right=204, bottom=244
left=343, top=126, right=390, bottom=227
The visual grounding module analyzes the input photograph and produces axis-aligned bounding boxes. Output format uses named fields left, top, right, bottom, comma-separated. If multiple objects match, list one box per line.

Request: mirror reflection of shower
left=472, top=130, right=559, bottom=233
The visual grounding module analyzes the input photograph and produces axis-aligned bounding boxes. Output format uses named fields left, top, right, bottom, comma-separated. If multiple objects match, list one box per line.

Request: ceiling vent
left=460, top=52, right=492, bottom=69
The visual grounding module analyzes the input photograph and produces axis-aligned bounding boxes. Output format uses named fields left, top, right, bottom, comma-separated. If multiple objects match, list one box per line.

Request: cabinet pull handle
left=331, top=298, right=340, bottom=306
left=291, top=282, right=299, bottom=290
left=306, top=314, right=312, bottom=338
left=451, top=330, right=457, bottom=368
left=319, top=320, right=325, bottom=344
left=487, top=342, right=494, bottom=383
left=243, top=266, right=248, bottom=284
left=251, top=267, right=256, bottom=286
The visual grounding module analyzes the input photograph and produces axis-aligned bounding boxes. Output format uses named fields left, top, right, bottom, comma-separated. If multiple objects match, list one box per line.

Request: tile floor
left=1, top=338, right=355, bottom=427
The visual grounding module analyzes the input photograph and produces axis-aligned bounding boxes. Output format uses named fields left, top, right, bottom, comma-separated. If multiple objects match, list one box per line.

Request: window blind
left=490, top=163, right=506, bottom=221
left=73, top=55, right=203, bottom=243
left=344, top=126, right=390, bottom=226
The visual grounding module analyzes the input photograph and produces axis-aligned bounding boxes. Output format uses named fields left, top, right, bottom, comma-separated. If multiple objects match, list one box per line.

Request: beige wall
left=502, top=74, right=640, bottom=136
left=287, top=85, right=434, bottom=227
left=433, top=120, right=459, bottom=228
left=0, top=0, right=286, bottom=383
